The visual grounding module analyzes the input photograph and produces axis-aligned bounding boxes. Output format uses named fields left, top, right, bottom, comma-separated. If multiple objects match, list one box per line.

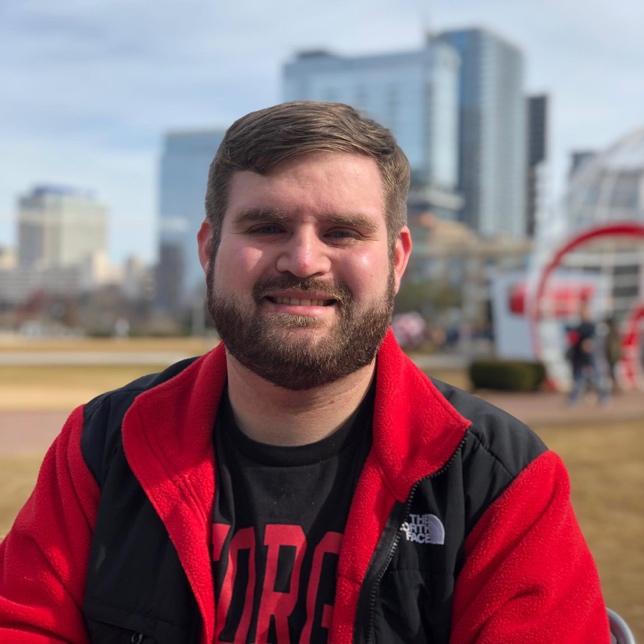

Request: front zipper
left=361, top=434, right=468, bottom=643
left=362, top=482, right=421, bottom=643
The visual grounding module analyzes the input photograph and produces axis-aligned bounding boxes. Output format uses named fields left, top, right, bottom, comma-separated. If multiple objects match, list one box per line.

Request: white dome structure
left=565, top=128, right=644, bottom=233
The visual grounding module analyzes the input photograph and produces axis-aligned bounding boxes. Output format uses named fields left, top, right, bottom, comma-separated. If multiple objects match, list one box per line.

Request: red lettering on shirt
left=212, top=523, right=344, bottom=642
left=255, top=524, right=307, bottom=643
left=300, top=531, right=342, bottom=642
left=213, top=524, right=256, bottom=643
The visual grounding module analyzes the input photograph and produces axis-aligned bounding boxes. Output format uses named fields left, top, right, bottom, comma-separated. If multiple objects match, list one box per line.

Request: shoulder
left=430, top=377, right=547, bottom=476
left=81, top=357, right=198, bottom=483
left=427, top=378, right=549, bottom=533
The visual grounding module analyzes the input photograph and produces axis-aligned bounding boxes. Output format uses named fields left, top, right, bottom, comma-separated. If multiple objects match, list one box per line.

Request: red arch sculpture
left=621, top=302, right=644, bottom=387
left=530, top=221, right=644, bottom=388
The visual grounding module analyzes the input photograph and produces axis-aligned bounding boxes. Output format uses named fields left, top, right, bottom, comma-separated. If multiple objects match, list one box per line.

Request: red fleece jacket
left=0, top=332, right=610, bottom=642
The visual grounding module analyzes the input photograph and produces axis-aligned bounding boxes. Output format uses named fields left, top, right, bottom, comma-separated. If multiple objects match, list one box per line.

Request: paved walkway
left=0, top=410, right=68, bottom=456
left=1, top=390, right=641, bottom=457
left=481, top=389, right=644, bottom=428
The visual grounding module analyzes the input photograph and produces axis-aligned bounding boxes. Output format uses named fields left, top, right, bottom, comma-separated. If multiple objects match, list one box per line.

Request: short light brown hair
left=205, top=101, right=410, bottom=251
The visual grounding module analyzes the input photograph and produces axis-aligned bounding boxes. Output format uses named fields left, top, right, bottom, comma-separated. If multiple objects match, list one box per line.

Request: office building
left=17, top=185, right=107, bottom=269
left=0, top=246, right=15, bottom=270
left=157, top=129, right=225, bottom=311
left=437, top=28, right=527, bottom=239
left=283, top=41, right=462, bottom=219
left=526, top=94, right=549, bottom=237
left=568, top=150, right=597, bottom=180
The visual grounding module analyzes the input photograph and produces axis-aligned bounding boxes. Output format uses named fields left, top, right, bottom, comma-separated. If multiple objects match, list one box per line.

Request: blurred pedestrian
left=567, top=303, right=609, bottom=405
left=602, top=315, right=622, bottom=394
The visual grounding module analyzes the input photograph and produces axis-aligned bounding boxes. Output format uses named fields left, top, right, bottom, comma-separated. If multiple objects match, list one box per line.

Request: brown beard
left=206, top=269, right=394, bottom=390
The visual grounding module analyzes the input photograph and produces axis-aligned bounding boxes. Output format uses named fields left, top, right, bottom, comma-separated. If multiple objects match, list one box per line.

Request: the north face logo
left=401, top=513, right=445, bottom=545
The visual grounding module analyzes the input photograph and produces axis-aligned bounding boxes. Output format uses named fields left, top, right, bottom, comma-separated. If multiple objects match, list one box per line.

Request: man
left=0, top=102, right=609, bottom=642
left=567, top=302, right=609, bottom=405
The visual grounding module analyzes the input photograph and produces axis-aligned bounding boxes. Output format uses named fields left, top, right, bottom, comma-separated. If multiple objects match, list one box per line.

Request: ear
left=197, top=218, right=213, bottom=274
left=392, top=226, right=412, bottom=294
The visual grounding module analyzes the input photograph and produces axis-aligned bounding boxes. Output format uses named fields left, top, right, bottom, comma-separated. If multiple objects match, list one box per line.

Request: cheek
left=341, top=249, right=390, bottom=295
left=214, top=243, right=269, bottom=287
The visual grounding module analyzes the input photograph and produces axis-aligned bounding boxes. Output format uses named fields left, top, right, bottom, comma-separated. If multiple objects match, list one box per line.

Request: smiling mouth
left=265, top=296, right=337, bottom=307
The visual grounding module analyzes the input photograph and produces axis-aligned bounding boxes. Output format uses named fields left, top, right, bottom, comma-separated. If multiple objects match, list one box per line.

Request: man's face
left=198, top=151, right=411, bottom=389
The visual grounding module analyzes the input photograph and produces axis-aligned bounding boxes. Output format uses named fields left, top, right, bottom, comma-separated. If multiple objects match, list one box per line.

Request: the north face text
left=400, top=513, right=445, bottom=545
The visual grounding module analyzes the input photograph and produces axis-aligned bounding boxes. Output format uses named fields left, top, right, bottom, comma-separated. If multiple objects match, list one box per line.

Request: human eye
left=247, top=222, right=285, bottom=235
left=325, top=228, right=361, bottom=242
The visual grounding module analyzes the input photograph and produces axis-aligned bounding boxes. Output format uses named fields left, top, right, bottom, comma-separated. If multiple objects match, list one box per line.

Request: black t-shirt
left=212, top=388, right=373, bottom=643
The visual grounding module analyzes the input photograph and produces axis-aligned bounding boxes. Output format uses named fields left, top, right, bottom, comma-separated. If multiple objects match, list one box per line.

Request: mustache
left=252, top=275, right=351, bottom=305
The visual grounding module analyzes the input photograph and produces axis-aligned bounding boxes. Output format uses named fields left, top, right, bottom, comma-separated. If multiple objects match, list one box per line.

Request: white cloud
left=1, top=0, right=643, bottom=260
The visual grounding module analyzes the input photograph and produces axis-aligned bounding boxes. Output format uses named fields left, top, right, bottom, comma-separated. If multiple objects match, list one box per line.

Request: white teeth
left=273, top=297, right=328, bottom=306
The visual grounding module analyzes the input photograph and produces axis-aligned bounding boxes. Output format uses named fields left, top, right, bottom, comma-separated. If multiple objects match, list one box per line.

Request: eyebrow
left=233, top=208, right=290, bottom=227
left=233, top=208, right=379, bottom=234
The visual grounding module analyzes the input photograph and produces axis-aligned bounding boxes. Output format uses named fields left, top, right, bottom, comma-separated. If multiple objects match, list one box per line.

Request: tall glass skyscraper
left=157, top=129, right=224, bottom=311
left=282, top=40, right=462, bottom=219
left=437, top=28, right=527, bottom=239
left=526, top=94, right=549, bottom=237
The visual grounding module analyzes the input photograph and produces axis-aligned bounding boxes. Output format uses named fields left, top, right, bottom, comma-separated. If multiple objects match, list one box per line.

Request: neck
left=225, top=351, right=375, bottom=446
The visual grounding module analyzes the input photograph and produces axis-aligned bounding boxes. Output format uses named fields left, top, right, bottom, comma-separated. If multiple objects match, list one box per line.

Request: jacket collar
left=373, top=330, right=471, bottom=501
left=122, top=329, right=470, bottom=643
left=122, top=342, right=226, bottom=644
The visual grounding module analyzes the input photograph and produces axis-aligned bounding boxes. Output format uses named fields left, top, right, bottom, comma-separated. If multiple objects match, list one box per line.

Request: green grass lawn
left=0, top=364, right=169, bottom=410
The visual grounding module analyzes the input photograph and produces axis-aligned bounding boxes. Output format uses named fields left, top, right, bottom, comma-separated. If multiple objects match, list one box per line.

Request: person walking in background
left=567, top=303, right=609, bottom=405
left=602, top=314, right=622, bottom=394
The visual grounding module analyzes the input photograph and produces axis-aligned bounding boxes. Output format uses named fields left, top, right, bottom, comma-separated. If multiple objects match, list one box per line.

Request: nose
left=275, top=228, right=331, bottom=278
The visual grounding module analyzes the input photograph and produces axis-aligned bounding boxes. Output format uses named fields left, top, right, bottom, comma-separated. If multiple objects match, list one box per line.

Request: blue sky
left=1, top=0, right=643, bottom=263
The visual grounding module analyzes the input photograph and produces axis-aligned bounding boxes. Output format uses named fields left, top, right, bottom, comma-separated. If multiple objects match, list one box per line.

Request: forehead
left=224, top=152, right=386, bottom=225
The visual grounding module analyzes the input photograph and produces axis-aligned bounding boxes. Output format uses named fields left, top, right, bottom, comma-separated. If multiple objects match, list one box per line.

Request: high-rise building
left=0, top=246, right=16, bottom=270
left=282, top=41, right=463, bottom=219
left=568, top=150, right=597, bottom=180
left=437, top=28, right=527, bottom=239
left=17, top=185, right=107, bottom=269
left=526, top=94, right=549, bottom=237
left=157, top=129, right=224, bottom=311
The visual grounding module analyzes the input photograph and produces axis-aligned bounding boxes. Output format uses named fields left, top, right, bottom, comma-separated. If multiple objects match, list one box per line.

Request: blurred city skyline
left=1, top=0, right=643, bottom=263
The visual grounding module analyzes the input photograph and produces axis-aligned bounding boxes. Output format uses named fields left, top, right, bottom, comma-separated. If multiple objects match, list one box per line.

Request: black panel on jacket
left=356, top=380, right=547, bottom=643
left=81, top=358, right=197, bottom=485
left=80, top=358, right=200, bottom=643
left=431, top=378, right=546, bottom=470
left=83, top=437, right=201, bottom=642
